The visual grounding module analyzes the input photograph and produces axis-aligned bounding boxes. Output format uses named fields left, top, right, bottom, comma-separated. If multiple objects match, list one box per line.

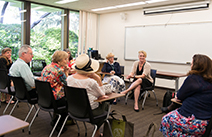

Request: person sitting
left=160, top=54, right=212, bottom=136
left=39, top=50, right=70, bottom=133
left=9, top=45, right=37, bottom=99
left=67, top=54, right=111, bottom=137
left=121, top=50, right=153, bottom=112
left=101, top=53, right=125, bottom=104
left=0, top=47, right=14, bottom=103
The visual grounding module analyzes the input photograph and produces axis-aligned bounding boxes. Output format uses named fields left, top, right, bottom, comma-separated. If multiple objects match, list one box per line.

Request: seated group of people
left=2, top=44, right=212, bottom=137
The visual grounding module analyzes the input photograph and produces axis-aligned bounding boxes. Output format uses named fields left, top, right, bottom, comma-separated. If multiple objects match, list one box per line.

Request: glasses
left=24, top=52, right=33, bottom=56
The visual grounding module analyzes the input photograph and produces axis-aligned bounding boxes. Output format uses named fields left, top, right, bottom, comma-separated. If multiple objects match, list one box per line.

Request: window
left=0, top=0, right=22, bottom=60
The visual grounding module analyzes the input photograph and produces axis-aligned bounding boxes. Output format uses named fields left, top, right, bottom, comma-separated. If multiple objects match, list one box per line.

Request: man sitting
left=9, top=45, right=37, bottom=98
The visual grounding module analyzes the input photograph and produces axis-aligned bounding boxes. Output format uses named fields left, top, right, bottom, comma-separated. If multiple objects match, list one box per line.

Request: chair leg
left=57, top=115, right=69, bottom=137
left=125, top=92, right=130, bottom=105
left=3, top=96, right=14, bottom=114
left=83, top=122, right=87, bottom=136
left=49, top=114, right=61, bottom=137
left=75, top=121, right=80, bottom=136
left=91, top=125, right=98, bottom=137
left=106, top=119, right=114, bottom=137
left=28, top=108, right=40, bottom=134
left=24, top=105, right=35, bottom=122
left=141, top=91, right=148, bottom=110
left=9, top=100, right=19, bottom=115
left=152, top=90, right=158, bottom=106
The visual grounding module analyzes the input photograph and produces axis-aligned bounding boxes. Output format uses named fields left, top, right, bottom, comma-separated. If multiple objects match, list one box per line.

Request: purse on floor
left=103, top=110, right=134, bottom=137
left=143, top=122, right=157, bottom=137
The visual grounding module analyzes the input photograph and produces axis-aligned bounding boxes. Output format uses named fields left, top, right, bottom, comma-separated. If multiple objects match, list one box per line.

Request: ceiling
left=25, top=0, right=206, bottom=14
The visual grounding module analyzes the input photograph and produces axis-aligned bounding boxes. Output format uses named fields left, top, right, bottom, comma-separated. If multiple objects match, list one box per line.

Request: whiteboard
left=125, top=23, right=212, bottom=64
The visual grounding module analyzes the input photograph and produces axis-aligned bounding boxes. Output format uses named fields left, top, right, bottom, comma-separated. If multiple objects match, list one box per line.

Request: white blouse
left=67, top=75, right=107, bottom=109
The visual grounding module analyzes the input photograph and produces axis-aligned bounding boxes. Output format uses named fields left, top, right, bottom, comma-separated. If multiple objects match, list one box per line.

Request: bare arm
left=88, top=73, right=103, bottom=86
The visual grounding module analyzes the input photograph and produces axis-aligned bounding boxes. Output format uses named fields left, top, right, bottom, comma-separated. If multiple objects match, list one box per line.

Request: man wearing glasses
left=9, top=45, right=37, bottom=98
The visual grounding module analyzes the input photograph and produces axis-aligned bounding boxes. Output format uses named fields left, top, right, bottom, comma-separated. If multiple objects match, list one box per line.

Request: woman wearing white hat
left=67, top=54, right=111, bottom=137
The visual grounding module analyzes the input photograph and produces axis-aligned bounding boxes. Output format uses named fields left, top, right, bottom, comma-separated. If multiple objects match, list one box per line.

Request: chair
left=64, top=86, right=113, bottom=137
left=0, top=69, right=16, bottom=114
left=119, top=66, right=125, bottom=80
left=30, top=79, right=67, bottom=137
left=31, top=59, right=46, bottom=76
left=202, top=115, right=212, bottom=137
left=125, top=69, right=158, bottom=110
left=9, top=76, right=38, bottom=133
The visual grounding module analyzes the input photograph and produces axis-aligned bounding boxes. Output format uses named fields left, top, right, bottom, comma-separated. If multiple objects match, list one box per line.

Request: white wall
left=97, top=4, right=212, bottom=89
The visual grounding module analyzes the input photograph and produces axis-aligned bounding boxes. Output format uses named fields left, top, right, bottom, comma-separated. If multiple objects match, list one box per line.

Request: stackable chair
left=64, top=86, right=113, bottom=137
left=202, top=115, right=212, bottom=137
left=9, top=76, right=38, bottom=133
left=30, top=79, right=67, bottom=137
left=125, top=69, right=158, bottom=110
left=0, top=69, right=16, bottom=114
left=31, top=59, right=46, bottom=76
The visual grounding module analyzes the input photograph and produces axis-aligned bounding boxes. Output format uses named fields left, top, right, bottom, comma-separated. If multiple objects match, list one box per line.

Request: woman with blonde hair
left=121, top=50, right=153, bottom=112
left=101, top=53, right=125, bottom=104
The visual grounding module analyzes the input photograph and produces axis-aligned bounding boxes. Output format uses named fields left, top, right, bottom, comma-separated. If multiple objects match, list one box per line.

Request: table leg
left=175, top=78, right=179, bottom=92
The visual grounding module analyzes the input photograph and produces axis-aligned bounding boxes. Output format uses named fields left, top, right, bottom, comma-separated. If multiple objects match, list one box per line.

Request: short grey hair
left=18, top=45, right=31, bottom=57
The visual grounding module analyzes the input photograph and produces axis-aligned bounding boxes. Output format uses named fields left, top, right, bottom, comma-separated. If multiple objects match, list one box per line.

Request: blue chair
left=125, top=69, right=158, bottom=110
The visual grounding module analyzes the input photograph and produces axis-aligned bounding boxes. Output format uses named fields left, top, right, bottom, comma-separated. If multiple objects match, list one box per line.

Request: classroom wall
left=97, top=2, right=212, bottom=89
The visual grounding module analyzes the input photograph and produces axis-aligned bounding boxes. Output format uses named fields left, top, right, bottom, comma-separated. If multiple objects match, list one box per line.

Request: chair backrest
left=202, top=115, right=212, bottom=137
left=120, top=66, right=124, bottom=75
left=64, top=86, right=94, bottom=122
left=35, top=79, right=55, bottom=109
left=0, top=69, right=9, bottom=89
left=9, top=76, right=27, bottom=100
left=31, top=59, right=46, bottom=72
left=150, top=69, right=157, bottom=88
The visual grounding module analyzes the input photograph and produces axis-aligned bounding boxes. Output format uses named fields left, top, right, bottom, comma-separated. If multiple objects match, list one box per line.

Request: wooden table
left=156, top=71, right=186, bottom=91
left=0, top=115, right=29, bottom=136
left=94, top=93, right=125, bottom=102
left=171, top=98, right=182, bottom=105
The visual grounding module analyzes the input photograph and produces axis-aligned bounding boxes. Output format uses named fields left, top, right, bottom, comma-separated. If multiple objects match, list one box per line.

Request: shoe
left=113, top=101, right=117, bottom=105
left=66, top=119, right=76, bottom=126
left=161, top=107, right=170, bottom=113
left=134, top=106, right=139, bottom=112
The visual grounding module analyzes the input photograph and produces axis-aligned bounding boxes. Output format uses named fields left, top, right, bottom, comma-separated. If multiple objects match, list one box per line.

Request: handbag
left=143, top=122, right=157, bottom=137
left=103, top=110, right=134, bottom=137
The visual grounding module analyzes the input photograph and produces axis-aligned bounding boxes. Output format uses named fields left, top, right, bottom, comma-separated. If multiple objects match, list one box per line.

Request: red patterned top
left=39, top=62, right=67, bottom=100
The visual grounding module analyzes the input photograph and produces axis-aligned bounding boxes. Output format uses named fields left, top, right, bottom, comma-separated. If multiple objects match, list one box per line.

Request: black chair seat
left=0, top=69, right=16, bottom=114
left=125, top=69, right=158, bottom=110
left=64, top=86, right=113, bottom=137
left=9, top=76, right=38, bottom=134
left=30, top=79, right=67, bottom=137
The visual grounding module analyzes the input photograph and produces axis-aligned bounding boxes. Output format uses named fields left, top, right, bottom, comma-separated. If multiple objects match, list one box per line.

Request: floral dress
left=39, top=62, right=67, bottom=100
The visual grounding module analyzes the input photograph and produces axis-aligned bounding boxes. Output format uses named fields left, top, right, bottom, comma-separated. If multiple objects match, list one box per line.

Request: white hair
left=18, top=45, right=31, bottom=57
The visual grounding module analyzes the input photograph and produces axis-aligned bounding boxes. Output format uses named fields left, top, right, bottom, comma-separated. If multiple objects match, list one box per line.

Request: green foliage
left=0, top=23, right=78, bottom=65
left=0, top=23, right=21, bottom=61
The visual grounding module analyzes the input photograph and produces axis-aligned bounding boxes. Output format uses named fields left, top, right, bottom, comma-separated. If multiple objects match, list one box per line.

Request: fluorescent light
left=32, top=7, right=43, bottom=10
left=146, top=0, right=168, bottom=4
left=92, top=6, right=116, bottom=12
left=61, top=14, right=67, bottom=16
left=116, top=2, right=146, bottom=8
left=19, top=10, right=27, bottom=13
left=92, top=1, right=146, bottom=11
left=55, top=0, right=78, bottom=4
left=21, top=20, right=26, bottom=22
